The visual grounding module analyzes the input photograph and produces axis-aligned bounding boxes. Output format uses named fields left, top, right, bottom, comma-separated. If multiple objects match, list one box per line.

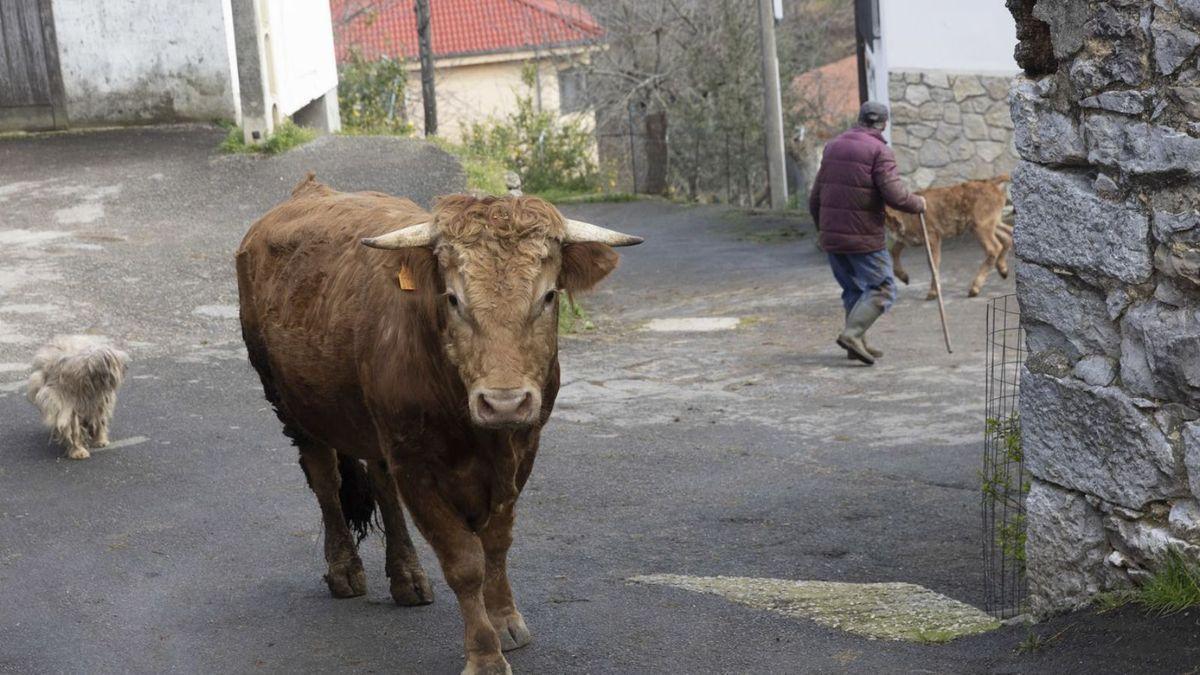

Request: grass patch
left=533, top=188, right=641, bottom=205
left=430, top=138, right=508, bottom=195
left=558, top=295, right=594, bottom=334
left=1014, top=625, right=1072, bottom=654
left=220, top=121, right=316, bottom=155
left=1095, top=549, right=1200, bottom=615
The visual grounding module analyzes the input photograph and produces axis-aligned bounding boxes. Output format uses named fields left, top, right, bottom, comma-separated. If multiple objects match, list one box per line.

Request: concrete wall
left=408, top=55, right=590, bottom=141
left=51, top=0, right=239, bottom=125
left=1009, top=0, right=1200, bottom=616
left=879, top=0, right=1019, bottom=74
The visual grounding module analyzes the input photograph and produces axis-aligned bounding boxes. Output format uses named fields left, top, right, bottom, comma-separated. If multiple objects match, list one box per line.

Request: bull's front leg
left=396, top=470, right=509, bottom=675
left=480, top=503, right=531, bottom=651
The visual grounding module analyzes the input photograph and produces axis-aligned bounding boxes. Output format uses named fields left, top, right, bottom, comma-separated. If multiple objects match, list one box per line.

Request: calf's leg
left=890, top=241, right=909, bottom=285
left=367, top=460, right=434, bottom=606
left=925, top=234, right=943, bottom=301
left=969, top=227, right=1004, bottom=297
left=995, top=222, right=1013, bottom=279
left=299, top=444, right=368, bottom=598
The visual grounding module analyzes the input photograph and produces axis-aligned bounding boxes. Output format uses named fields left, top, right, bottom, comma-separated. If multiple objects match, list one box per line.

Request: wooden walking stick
left=920, top=212, right=953, bottom=353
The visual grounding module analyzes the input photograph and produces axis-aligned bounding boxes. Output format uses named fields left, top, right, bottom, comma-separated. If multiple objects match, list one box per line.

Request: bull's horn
left=361, top=221, right=436, bottom=249
left=564, top=219, right=643, bottom=247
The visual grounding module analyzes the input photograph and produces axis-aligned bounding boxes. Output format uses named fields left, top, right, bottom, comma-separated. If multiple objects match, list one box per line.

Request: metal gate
left=0, top=0, right=67, bottom=131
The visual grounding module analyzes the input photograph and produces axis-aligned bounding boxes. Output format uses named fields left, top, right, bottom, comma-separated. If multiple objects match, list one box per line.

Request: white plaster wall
left=263, top=0, right=338, bottom=117
left=879, top=0, right=1019, bottom=74
left=51, top=0, right=238, bottom=125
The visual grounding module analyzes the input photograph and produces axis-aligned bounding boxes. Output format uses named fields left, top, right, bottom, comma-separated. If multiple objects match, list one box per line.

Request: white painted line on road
left=0, top=363, right=27, bottom=373
left=192, top=304, right=240, bottom=319
left=94, top=436, right=149, bottom=453
left=630, top=574, right=1000, bottom=643
left=644, top=317, right=741, bottom=332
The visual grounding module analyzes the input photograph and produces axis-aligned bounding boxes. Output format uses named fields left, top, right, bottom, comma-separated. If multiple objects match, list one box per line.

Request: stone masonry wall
left=1010, top=0, right=1200, bottom=616
left=888, top=70, right=1018, bottom=189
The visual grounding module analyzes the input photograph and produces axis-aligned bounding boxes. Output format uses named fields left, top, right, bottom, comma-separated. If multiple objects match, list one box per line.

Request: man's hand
left=915, top=195, right=927, bottom=213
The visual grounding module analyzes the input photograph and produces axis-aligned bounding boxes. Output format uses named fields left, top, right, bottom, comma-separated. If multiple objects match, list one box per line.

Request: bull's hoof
left=896, top=271, right=910, bottom=284
left=66, top=447, right=91, bottom=460
left=998, top=266, right=1010, bottom=280
left=324, top=558, right=367, bottom=598
left=968, top=287, right=981, bottom=298
left=461, top=656, right=511, bottom=675
left=492, top=611, right=532, bottom=652
left=925, top=291, right=939, bottom=301
left=390, top=569, right=434, bottom=606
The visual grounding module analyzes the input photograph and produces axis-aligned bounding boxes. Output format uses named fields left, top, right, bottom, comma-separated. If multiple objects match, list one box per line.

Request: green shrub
left=220, top=121, right=316, bottom=155
left=462, top=64, right=596, bottom=193
left=558, top=295, right=594, bottom=334
left=338, top=49, right=413, bottom=135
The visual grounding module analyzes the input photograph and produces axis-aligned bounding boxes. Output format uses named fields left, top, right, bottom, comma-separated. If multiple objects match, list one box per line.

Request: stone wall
left=888, top=70, right=1018, bottom=189
left=1009, top=0, right=1200, bottom=616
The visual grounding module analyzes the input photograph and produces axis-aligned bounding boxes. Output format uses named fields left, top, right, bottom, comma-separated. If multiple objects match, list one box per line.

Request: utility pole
left=414, top=0, right=437, bottom=136
left=758, top=0, right=788, bottom=209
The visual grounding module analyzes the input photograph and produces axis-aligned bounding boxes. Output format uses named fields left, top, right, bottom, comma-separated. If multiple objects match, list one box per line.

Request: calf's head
left=363, top=195, right=641, bottom=429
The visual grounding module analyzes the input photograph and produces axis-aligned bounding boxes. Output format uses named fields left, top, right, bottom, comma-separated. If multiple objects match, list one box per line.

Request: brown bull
left=235, top=175, right=641, bottom=674
left=885, top=175, right=1012, bottom=299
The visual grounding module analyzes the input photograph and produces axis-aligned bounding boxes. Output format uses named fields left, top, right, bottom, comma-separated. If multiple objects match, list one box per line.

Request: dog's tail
left=337, top=453, right=377, bottom=544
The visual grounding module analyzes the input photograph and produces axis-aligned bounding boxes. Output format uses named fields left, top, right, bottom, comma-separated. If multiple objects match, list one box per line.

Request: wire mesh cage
left=982, top=294, right=1029, bottom=619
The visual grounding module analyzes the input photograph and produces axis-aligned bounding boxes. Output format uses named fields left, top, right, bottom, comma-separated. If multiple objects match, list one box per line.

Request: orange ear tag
left=397, top=265, right=417, bottom=291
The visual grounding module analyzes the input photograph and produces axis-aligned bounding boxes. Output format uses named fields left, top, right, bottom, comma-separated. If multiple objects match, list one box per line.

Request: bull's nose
left=474, top=387, right=537, bottom=426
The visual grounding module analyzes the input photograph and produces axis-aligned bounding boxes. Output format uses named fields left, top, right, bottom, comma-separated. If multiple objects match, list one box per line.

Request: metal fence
left=981, top=294, right=1029, bottom=619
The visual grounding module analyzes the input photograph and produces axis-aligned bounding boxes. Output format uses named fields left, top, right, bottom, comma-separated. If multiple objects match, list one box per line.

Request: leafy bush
left=220, top=121, right=316, bottom=155
left=338, top=49, right=413, bottom=135
left=461, top=64, right=596, bottom=193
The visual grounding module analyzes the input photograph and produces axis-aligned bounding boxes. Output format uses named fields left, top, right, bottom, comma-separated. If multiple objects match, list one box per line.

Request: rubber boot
left=846, top=339, right=884, bottom=360
left=837, top=299, right=885, bottom=365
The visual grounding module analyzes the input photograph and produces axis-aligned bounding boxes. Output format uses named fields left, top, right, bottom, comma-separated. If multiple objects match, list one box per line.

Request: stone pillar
left=293, top=86, right=341, bottom=134
left=1008, top=0, right=1200, bottom=616
left=230, top=0, right=274, bottom=145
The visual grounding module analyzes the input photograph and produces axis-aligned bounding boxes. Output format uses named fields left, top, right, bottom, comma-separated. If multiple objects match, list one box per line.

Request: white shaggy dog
left=27, top=335, right=129, bottom=460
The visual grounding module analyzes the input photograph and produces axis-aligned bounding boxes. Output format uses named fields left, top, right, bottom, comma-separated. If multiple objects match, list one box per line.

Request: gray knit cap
left=858, top=101, right=890, bottom=128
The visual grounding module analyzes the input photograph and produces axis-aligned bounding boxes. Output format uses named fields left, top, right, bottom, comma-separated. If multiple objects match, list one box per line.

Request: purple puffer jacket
left=808, top=126, right=924, bottom=254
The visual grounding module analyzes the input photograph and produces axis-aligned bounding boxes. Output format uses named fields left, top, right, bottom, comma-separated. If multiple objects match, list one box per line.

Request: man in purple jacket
left=809, top=102, right=926, bottom=365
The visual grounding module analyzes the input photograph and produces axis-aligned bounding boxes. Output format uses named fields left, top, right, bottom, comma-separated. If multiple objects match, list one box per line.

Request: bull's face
left=363, top=195, right=642, bottom=429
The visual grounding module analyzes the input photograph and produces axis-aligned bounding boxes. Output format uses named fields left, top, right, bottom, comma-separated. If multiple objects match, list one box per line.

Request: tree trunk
left=643, top=112, right=668, bottom=195
left=414, top=0, right=437, bottom=136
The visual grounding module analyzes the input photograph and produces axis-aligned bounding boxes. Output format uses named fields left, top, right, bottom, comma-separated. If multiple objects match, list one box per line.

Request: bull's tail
left=337, top=453, right=377, bottom=544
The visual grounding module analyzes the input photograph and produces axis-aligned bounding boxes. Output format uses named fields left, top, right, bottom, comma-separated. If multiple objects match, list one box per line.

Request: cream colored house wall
left=407, top=54, right=591, bottom=141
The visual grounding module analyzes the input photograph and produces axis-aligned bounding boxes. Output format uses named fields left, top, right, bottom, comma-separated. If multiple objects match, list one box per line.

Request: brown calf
left=885, top=175, right=1013, bottom=299
left=236, top=175, right=641, bottom=674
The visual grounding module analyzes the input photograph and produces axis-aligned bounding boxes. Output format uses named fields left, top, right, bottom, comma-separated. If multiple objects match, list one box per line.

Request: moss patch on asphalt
left=630, top=574, right=1001, bottom=643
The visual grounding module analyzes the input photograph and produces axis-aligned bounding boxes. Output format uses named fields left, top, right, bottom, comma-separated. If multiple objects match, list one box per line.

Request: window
left=557, top=67, right=588, bottom=114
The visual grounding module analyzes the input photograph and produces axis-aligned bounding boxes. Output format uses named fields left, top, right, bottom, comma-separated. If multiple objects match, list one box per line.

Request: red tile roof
left=330, top=0, right=604, bottom=62
left=792, top=55, right=861, bottom=140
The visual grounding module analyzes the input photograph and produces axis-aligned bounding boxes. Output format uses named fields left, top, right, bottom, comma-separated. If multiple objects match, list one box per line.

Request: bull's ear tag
left=397, top=265, right=417, bottom=291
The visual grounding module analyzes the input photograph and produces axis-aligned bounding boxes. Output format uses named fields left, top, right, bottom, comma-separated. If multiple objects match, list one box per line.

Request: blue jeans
left=828, top=250, right=896, bottom=314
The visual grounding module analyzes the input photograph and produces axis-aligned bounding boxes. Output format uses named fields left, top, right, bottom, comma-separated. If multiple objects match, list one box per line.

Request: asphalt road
left=2, top=127, right=1198, bottom=674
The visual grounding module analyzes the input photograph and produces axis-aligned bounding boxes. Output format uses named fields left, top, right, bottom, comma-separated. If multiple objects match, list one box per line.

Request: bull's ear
left=559, top=242, right=620, bottom=294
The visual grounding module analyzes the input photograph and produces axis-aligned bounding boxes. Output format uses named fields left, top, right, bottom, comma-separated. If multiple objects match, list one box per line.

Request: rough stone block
left=1186, top=422, right=1200, bottom=500
left=1026, top=479, right=1114, bottom=616
left=918, top=140, right=951, bottom=167
left=1073, top=355, right=1117, bottom=386
left=889, top=76, right=906, bottom=102
left=963, top=113, right=989, bottom=140
left=1120, top=300, right=1200, bottom=403
left=1154, top=208, right=1200, bottom=243
left=977, top=141, right=1009, bottom=163
left=1106, top=516, right=1200, bottom=566
left=949, top=137, right=975, bottom=161
left=1080, top=90, right=1148, bottom=115
left=1021, top=371, right=1183, bottom=507
left=1155, top=241, right=1200, bottom=286
left=1085, top=114, right=1200, bottom=176
left=909, top=124, right=936, bottom=140
left=1012, top=162, right=1153, bottom=283
left=935, top=123, right=962, bottom=143
left=985, top=105, right=1016, bottom=129
left=983, top=75, right=1012, bottom=101
left=1171, top=86, right=1200, bottom=119
left=1033, top=0, right=1089, bottom=59
left=924, top=71, right=950, bottom=88
left=952, top=74, right=987, bottom=101
left=919, top=102, right=943, bottom=121
left=1017, top=262, right=1121, bottom=357
left=943, top=103, right=962, bottom=124
left=1009, top=78, right=1087, bottom=165
left=905, top=84, right=932, bottom=106
left=1169, top=499, right=1200, bottom=542
left=1152, top=7, right=1200, bottom=75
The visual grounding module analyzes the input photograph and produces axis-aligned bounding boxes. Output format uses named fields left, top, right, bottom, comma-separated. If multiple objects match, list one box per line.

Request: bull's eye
left=543, top=289, right=558, bottom=305
left=447, top=293, right=459, bottom=308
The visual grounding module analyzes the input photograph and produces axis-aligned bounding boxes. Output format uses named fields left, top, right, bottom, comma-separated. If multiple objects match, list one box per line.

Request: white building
left=0, top=0, right=340, bottom=141
left=857, top=0, right=1021, bottom=187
